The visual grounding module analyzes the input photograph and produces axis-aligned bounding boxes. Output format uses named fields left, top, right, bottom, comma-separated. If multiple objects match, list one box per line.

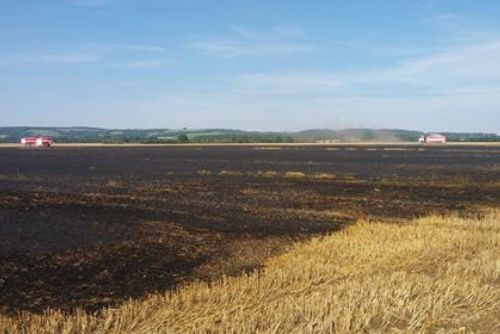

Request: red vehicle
left=20, top=136, right=54, bottom=147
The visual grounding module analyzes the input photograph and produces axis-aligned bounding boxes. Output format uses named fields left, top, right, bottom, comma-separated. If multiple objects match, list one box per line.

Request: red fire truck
left=20, top=136, right=54, bottom=148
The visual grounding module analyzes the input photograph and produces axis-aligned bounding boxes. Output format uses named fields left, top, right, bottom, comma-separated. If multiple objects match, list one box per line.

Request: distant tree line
left=45, top=134, right=295, bottom=144
left=52, top=133, right=500, bottom=144
left=1, top=126, right=499, bottom=144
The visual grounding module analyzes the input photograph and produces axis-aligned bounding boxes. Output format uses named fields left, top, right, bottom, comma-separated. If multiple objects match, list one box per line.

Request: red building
left=418, top=134, right=446, bottom=144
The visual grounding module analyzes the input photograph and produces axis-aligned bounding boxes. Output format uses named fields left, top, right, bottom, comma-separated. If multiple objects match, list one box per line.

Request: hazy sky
left=1, top=1, right=500, bottom=132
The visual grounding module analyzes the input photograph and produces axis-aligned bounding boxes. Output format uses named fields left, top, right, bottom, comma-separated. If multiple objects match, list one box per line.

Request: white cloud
left=237, top=72, right=346, bottom=95
left=231, top=39, right=500, bottom=95
left=228, top=26, right=259, bottom=39
left=87, top=43, right=168, bottom=54
left=109, top=58, right=172, bottom=68
left=188, top=26, right=314, bottom=58
left=361, top=40, right=500, bottom=85
left=189, top=40, right=310, bottom=58
left=271, top=26, right=307, bottom=39
left=0, top=43, right=170, bottom=67
left=0, top=52, right=100, bottom=65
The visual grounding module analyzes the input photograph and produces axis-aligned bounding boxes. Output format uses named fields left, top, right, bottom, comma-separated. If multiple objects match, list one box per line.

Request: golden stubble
left=2, top=210, right=499, bottom=333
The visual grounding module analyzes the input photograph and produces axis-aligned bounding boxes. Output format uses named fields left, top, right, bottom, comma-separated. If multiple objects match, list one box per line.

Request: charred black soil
left=1, top=145, right=499, bottom=313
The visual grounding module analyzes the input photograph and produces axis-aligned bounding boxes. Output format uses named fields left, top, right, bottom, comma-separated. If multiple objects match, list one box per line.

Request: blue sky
left=1, top=0, right=500, bottom=132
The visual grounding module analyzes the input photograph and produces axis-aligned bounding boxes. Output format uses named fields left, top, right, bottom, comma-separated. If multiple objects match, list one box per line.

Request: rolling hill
left=0, top=127, right=498, bottom=143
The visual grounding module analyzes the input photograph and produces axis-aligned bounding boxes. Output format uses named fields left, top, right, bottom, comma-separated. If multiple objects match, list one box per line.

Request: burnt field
left=1, top=144, right=499, bottom=314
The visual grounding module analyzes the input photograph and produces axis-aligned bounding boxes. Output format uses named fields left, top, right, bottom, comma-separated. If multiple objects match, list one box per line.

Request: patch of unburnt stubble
left=2, top=210, right=500, bottom=333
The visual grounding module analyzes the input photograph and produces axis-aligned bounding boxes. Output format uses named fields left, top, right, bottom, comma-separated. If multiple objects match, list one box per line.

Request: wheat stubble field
left=1, top=144, right=499, bottom=333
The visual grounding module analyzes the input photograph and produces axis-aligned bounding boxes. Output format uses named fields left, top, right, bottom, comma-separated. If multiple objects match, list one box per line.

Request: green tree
left=177, top=134, right=190, bottom=143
